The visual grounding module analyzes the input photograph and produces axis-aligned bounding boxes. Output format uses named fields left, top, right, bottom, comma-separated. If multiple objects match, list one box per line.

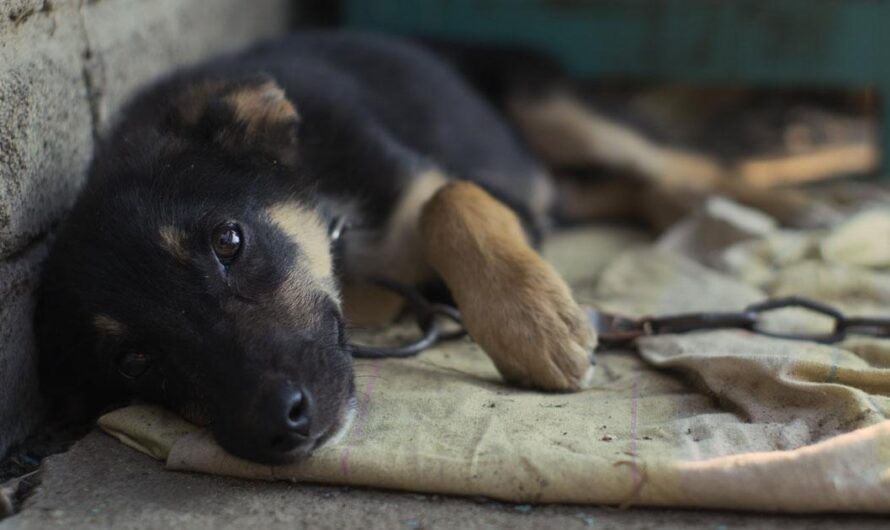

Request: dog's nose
left=268, top=383, right=314, bottom=453
left=285, top=387, right=311, bottom=436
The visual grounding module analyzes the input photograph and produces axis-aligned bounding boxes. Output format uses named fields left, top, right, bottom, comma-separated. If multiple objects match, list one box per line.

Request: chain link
left=594, top=296, right=890, bottom=348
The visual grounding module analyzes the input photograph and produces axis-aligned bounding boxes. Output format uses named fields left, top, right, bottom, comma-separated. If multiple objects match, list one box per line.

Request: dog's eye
left=118, top=351, right=152, bottom=379
left=211, top=222, right=242, bottom=263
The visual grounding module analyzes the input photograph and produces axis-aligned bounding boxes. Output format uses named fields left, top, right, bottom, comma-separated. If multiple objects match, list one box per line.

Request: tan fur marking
left=175, top=80, right=228, bottom=126
left=226, top=81, right=298, bottom=136
left=268, top=203, right=332, bottom=279
left=267, top=202, right=338, bottom=308
left=346, top=169, right=449, bottom=286
left=509, top=92, right=725, bottom=190
left=379, top=169, right=448, bottom=284
left=340, top=169, right=449, bottom=326
left=554, top=177, right=831, bottom=232
left=159, top=225, right=189, bottom=262
left=420, top=182, right=597, bottom=392
left=94, top=314, right=126, bottom=337
left=341, top=280, right=406, bottom=327
left=737, top=143, right=877, bottom=188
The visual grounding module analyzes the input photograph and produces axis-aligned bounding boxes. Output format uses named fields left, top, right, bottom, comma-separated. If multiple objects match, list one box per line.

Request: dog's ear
left=171, top=75, right=300, bottom=167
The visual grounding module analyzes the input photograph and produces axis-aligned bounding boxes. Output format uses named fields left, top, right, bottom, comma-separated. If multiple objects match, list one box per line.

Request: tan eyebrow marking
left=266, top=201, right=338, bottom=313
left=225, top=80, right=299, bottom=138
left=94, top=314, right=126, bottom=337
left=159, top=225, right=189, bottom=263
left=267, top=202, right=333, bottom=282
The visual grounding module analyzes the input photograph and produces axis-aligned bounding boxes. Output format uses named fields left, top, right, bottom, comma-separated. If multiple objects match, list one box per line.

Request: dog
left=35, top=31, right=815, bottom=464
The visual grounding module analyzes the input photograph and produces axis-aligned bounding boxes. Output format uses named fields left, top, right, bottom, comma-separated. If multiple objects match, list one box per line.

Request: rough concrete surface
left=80, top=0, right=288, bottom=132
left=0, top=0, right=289, bottom=457
left=1, top=432, right=887, bottom=529
left=0, top=1, right=89, bottom=449
left=0, top=0, right=93, bottom=262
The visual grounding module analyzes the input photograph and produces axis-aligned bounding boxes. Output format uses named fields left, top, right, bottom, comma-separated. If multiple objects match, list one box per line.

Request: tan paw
left=461, top=253, right=598, bottom=392
left=421, top=181, right=597, bottom=392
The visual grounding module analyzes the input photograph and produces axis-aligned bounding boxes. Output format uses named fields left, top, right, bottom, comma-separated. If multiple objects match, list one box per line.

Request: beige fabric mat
left=99, top=204, right=890, bottom=513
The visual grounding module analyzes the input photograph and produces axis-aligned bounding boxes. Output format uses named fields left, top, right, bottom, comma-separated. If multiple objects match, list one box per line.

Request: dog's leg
left=508, top=91, right=726, bottom=190
left=511, top=92, right=838, bottom=229
left=555, top=176, right=836, bottom=231
left=420, top=181, right=597, bottom=392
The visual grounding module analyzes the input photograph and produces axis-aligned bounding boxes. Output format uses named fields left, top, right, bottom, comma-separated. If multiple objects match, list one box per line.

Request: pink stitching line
left=339, top=361, right=383, bottom=477
left=629, top=367, right=641, bottom=483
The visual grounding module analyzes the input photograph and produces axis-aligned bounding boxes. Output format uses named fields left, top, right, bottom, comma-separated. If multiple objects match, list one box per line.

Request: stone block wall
left=0, top=0, right=290, bottom=457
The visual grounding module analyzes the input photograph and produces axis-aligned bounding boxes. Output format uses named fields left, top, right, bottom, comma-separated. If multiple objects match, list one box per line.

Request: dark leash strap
left=329, top=217, right=890, bottom=358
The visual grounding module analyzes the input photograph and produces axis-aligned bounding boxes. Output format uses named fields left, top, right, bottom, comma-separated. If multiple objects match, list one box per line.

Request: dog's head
left=36, top=76, right=356, bottom=464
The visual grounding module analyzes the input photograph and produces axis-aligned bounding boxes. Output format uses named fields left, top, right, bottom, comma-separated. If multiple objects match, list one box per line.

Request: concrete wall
left=0, top=0, right=290, bottom=457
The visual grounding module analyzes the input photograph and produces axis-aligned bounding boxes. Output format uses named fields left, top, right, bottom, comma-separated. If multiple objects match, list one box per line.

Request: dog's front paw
left=462, top=253, right=598, bottom=392
left=421, top=181, right=597, bottom=392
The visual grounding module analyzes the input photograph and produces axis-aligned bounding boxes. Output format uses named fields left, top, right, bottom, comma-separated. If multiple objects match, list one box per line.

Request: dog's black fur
left=36, top=31, right=568, bottom=464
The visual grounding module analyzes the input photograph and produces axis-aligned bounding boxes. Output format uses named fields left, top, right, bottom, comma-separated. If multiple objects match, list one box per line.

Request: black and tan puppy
left=36, top=32, right=599, bottom=464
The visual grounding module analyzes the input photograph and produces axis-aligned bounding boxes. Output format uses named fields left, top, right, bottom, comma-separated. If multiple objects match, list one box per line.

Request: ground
left=0, top=432, right=885, bottom=529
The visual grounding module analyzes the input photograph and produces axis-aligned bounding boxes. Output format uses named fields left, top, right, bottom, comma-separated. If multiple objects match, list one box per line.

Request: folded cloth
left=99, top=210, right=890, bottom=513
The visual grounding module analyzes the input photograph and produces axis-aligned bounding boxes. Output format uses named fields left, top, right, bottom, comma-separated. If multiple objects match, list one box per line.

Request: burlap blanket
left=99, top=204, right=890, bottom=513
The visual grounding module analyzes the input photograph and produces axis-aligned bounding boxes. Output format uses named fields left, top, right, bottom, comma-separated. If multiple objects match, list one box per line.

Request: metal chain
left=328, top=216, right=466, bottom=358
left=330, top=216, right=890, bottom=358
left=349, top=287, right=890, bottom=358
left=346, top=276, right=466, bottom=359
left=591, top=296, right=890, bottom=349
